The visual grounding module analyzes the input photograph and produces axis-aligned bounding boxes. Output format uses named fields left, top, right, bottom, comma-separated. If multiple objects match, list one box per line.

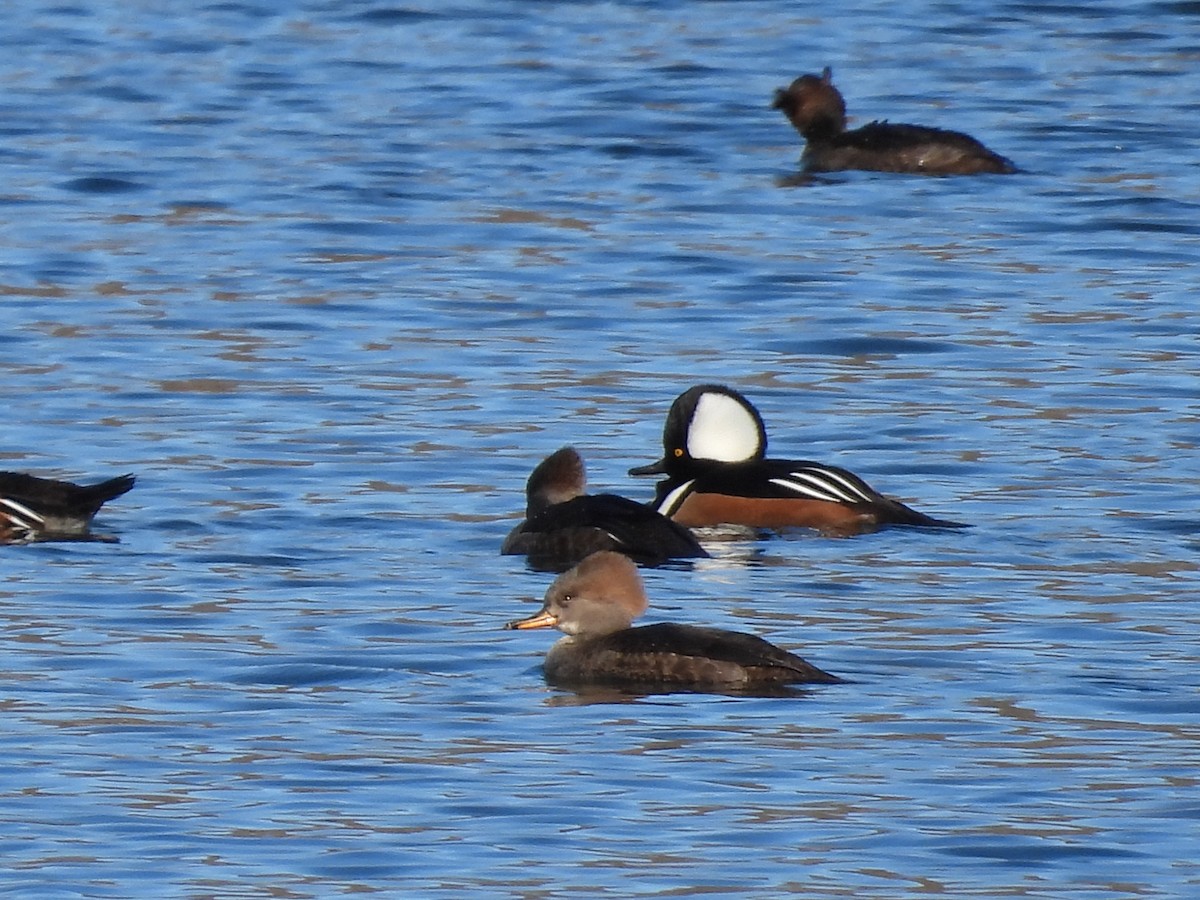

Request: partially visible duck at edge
left=630, top=384, right=966, bottom=537
left=0, top=471, right=136, bottom=544
left=505, top=550, right=840, bottom=689
left=502, top=446, right=707, bottom=570
left=772, top=67, right=1017, bottom=176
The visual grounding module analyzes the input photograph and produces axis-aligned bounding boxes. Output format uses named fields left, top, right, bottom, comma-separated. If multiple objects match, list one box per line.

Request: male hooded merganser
left=772, top=67, right=1017, bottom=176
left=505, top=550, right=840, bottom=689
left=0, top=472, right=136, bottom=543
left=502, top=446, right=707, bottom=569
left=629, top=384, right=965, bottom=536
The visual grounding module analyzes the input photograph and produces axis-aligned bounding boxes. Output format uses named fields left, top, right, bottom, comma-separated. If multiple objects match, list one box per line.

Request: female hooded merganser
left=629, top=385, right=965, bottom=536
left=502, top=446, right=707, bottom=569
left=772, top=67, right=1017, bottom=176
left=505, top=550, right=840, bottom=689
left=0, top=471, right=136, bottom=544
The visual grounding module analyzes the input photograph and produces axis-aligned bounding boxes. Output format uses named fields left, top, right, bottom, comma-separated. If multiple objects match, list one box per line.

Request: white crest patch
left=686, top=392, right=761, bottom=462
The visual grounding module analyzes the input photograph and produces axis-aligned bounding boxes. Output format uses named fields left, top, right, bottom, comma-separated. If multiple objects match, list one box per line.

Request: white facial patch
left=686, top=392, right=762, bottom=462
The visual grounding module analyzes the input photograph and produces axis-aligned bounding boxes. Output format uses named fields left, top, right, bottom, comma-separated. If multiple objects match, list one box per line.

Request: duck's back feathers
left=503, top=493, right=707, bottom=568
left=0, top=472, right=136, bottom=541
left=544, top=622, right=841, bottom=687
left=810, top=121, right=1018, bottom=175
left=0, top=472, right=136, bottom=515
left=754, top=459, right=967, bottom=528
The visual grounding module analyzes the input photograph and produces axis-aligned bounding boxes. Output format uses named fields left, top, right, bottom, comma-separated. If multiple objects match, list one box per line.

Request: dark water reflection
left=1, top=0, right=1199, bottom=896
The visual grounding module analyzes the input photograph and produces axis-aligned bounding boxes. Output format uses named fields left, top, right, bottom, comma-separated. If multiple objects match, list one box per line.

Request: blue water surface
left=1, top=0, right=1198, bottom=897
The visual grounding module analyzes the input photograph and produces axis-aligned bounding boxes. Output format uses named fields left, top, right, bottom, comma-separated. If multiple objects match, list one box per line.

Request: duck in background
left=502, top=446, right=707, bottom=570
left=772, top=67, right=1017, bottom=176
left=505, top=550, right=840, bottom=690
left=0, top=472, right=136, bottom=544
left=630, top=384, right=966, bottom=536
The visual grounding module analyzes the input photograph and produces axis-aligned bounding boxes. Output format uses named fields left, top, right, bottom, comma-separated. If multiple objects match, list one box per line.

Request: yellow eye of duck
left=673, top=447, right=684, bottom=458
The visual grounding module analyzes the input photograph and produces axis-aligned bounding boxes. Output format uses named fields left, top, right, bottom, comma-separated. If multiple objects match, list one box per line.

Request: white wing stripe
left=658, top=480, right=696, bottom=517
left=2, top=497, right=45, bottom=541
left=803, top=467, right=876, bottom=502
left=769, top=476, right=852, bottom=502
left=1, top=497, right=45, bottom=528
left=770, top=469, right=873, bottom=504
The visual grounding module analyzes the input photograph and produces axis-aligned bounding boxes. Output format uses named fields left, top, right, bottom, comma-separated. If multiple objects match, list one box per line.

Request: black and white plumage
left=631, top=384, right=966, bottom=535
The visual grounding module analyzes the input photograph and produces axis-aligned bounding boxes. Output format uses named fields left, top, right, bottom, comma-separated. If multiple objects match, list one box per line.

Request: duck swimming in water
left=502, top=446, right=706, bottom=569
left=772, top=67, right=1017, bottom=176
left=630, top=384, right=966, bottom=536
left=505, top=550, right=840, bottom=689
left=0, top=471, right=136, bottom=544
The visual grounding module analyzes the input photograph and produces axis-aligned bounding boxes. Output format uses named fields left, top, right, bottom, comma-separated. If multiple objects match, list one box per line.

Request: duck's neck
left=802, top=112, right=845, bottom=142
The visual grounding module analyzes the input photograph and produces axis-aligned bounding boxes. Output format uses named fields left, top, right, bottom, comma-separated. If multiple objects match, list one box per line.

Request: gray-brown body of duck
left=505, top=551, right=840, bottom=689
left=772, top=68, right=1017, bottom=176
left=502, top=447, right=706, bottom=569
left=0, top=472, right=136, bottom=543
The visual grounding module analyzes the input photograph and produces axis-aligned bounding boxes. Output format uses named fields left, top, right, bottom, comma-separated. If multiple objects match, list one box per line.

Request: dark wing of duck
left=0, top=472, right=136, bottom=517
left=0, top=473, right=135, bottom=541
left=837, top=122, right=1017, bottom=174
left=581, top=622, right=841, bottom=685
left=504, top=493, right=707, bottom=568
left=691, top=459, right=965, bottom=528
